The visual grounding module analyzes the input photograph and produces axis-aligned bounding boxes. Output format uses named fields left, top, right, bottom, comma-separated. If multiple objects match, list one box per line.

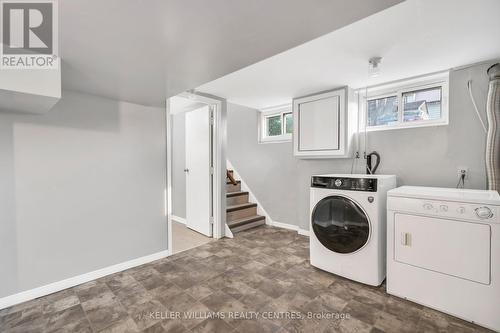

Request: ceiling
left=197, top=0, right=500, bottom=110
left=58, top=0, right=403, bottom=107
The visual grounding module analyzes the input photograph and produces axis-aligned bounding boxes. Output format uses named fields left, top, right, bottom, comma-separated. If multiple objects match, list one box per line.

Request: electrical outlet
left=457, top=167, right=469, bottom=179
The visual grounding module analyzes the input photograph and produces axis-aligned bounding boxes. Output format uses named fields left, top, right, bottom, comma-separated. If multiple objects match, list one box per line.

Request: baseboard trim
left=298, top=228, right=310, bottom=237
left=224, top=223, right=234, bottom=239
left=0, top=250, right=170, bottom=310
left=170, top=215, right=186, bottom=225
left=270, top=220, right=310, bottom=237
left=270, top=220, right=298, bottom=231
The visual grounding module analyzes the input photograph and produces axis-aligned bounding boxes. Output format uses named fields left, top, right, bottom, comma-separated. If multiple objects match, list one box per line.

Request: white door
left=185, top=105, right=213, bottom=237
left=394, top=213, right=490, bottom=284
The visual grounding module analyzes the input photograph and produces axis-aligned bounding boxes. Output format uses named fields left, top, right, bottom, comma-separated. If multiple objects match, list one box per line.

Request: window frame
left=259, top=104, right=293, bottom=143
left=359, top=72, right=449, bottom=132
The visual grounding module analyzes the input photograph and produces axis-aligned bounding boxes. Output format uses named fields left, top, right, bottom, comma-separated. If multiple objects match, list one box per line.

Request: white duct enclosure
left=0, top=59, right=61, bottom=114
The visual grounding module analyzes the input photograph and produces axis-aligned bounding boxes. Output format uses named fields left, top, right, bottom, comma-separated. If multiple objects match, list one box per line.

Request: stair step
left=226, top=180, right=241, bottom=185
left=226, top=202, right=257, bottom=212
left=226, top=191, right=249, bottom=205
left=226, top=191, right=248, bottom=198
left=226, top=181, right=241, bottom=193
left=228, top=215, right=266, bottom=233
left=226, top=202, right=257, bottom=221
left=228, top=214, right=265, bottom=228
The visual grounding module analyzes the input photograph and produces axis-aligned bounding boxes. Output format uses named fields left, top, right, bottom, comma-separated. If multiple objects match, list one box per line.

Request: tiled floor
left=0, top=226, right=492, bottom=333
left=172, top=220, right=213, bottom=254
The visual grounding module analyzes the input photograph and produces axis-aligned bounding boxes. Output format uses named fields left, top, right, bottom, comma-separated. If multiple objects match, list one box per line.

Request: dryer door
left=312, top=196, right=370, bottom=254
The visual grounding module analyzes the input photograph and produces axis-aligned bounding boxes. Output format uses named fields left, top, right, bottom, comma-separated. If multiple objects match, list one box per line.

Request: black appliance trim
left=311, top=176, right=378, bottom=192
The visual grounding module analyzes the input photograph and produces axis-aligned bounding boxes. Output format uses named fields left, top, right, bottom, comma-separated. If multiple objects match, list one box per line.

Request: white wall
left=227, top=61, right=495, bottom=230
left=0, top=90, right=167, bottom=298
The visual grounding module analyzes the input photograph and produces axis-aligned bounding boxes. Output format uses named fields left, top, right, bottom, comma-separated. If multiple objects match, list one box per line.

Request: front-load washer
left=387, top=186, right=500, bottom=331
left=310, top=174, right=396, bottom=286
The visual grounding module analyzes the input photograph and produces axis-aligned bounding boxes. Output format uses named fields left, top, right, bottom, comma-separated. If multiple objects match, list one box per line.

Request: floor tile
left=234, top=319, right=281, bottom=333
left=161, top=292, right=197, bottom=312
left=200, top=290, right=238, bottom=312
left=160, top=319, right=188, bottom=333
left=255, top=279, right=287, bottom=299
left=47, top=304, right=89, bottom=332
left=343, top=299, right=381, bottom=325
left=191, top=318, right=234, bottom=333
left=96, top=317, right=139, bottom=333
left=84, top=299, right=129, bottom=332
left=105, top=273, right=137, bottom=293
left=185, top=284, right=214, bottom=300
left=126, top=299, right=165, bottom=331
left=75, top=281, right=113, bottom=303
left=238, top=288, right=272, bottom=309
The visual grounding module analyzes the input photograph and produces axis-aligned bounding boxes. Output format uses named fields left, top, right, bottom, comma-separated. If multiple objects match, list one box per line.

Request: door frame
left=166, top=92, right=227, bottom=255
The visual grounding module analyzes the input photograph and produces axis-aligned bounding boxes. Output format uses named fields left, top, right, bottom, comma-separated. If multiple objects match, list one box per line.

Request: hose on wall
left=467, top=80, right=488, bottom=133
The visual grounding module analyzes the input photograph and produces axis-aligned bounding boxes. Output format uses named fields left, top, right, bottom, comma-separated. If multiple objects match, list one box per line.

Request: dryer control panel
left=311, top=176, right=377, bottom=192
left=387, top=196, right=499, bottom=224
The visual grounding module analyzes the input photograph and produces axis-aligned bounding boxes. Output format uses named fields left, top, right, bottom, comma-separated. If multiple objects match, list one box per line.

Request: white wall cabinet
left=293, top=87, right=356, bottom=158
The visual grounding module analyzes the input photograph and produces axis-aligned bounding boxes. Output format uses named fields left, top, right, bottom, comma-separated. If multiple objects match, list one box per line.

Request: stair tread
left=228, top=215, right=265, bottom=228
left=226, top=191, right=249, bottom=198
left=226, top=202, right=257, bottom=212
left=226, top=180, right=241, bottom=185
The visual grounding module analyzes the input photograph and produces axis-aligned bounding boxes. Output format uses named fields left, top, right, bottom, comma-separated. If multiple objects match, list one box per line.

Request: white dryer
left=387, top=186, right=500, bottom=331
left=310, top=174, right=396, bottom=286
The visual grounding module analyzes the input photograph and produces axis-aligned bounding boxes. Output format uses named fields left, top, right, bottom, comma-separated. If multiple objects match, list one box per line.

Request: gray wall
left=172, top=112, right=186, bottom=218
left=227, top=61, right=495, bottom=231
left=0, top=90, right=167, bottom=298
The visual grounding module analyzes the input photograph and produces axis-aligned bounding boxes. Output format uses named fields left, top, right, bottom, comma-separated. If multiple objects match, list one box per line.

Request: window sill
left=259, top=135, right=292, bottom=144
left=366, top=120, right=448, bottom=132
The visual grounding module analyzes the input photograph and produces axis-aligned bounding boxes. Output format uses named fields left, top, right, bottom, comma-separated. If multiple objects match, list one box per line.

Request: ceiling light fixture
left=368, top=57, right=382, bottom=77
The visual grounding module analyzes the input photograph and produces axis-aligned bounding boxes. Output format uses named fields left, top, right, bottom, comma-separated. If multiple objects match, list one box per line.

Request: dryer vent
left=486, top=63, right=500, bottom=192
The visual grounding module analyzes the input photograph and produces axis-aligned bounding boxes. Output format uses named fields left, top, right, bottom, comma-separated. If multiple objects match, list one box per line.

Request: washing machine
left=387, top=186, right=500, bottom=331
left=310, top=174, right=397, bottom=286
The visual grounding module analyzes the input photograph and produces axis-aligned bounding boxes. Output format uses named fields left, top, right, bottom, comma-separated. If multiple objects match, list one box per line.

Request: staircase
left=226, top=170, right=266, bottom=233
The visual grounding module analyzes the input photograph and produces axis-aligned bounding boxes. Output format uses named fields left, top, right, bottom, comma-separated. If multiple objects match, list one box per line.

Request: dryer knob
left=423, top=203, right=434, bottom=210
left=334, top=179, right=342, bottom=187
left=475, top=206, right=493, bottom=219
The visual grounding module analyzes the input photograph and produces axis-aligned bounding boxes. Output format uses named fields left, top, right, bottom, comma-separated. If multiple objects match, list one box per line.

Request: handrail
left=226, top=170, right=237, bottom=185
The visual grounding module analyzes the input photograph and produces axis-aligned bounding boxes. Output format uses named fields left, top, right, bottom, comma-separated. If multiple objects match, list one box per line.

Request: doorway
left=166, top=92, right=227, bottom=255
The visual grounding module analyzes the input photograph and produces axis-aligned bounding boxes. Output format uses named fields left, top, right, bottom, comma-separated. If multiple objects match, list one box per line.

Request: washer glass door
left=312, top=196, right=370, bottom=254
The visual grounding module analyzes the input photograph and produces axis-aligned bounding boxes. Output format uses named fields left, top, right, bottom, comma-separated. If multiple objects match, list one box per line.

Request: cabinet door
left=298, top=96, right=340, bottom=152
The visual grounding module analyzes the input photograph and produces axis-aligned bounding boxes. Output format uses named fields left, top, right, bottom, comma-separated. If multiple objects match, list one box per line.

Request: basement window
left=360, top=72, right=449, bottom=131
left=259, top=104, right=292, bottom=143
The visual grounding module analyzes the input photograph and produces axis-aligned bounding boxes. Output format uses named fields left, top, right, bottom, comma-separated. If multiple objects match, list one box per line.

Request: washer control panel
left=388, top=196, right=499, bottom=223
left=311, top=176, right=377, bottom=192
